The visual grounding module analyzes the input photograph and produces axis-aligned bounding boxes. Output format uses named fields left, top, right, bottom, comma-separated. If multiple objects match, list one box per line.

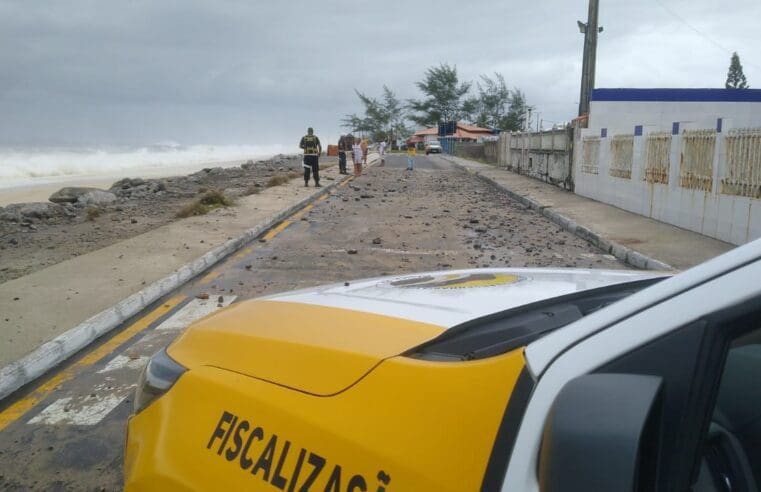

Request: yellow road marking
left=232, top=246, right=254, bottom=260
left=262, top=220, right=292, bottom=241
left=0, top=294, right=186, bottom=431
left=198, top=270, right=221, bottom=283
left=291, top=204, right=314, bottom=220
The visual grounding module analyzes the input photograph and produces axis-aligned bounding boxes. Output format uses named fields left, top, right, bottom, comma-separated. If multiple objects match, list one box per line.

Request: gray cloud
left=0, top=0, right=759, bottom=146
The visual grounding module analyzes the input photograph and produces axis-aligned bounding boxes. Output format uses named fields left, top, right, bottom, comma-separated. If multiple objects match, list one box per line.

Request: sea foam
left=0, top=143, right=296, bottom=189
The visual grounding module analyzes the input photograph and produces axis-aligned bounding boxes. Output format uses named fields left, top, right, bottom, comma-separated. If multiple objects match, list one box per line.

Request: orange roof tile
left=413, top=121, right=494, bottom=139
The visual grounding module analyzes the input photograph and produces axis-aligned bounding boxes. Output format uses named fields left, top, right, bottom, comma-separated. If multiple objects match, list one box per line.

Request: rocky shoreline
left=0, top=154, right=306, bottom=283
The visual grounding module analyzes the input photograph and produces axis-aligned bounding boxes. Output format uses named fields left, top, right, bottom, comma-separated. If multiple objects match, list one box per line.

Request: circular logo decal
left=389, top=272, right=522, bottom=290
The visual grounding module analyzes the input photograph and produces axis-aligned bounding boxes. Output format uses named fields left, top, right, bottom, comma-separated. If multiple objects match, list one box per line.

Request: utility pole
left=578, top=0, right=602, bottom=117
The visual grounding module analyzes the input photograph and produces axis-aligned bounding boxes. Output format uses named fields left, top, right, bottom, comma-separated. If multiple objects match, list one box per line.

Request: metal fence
left=609, top=134, right=634, bottom=179
left=680, top=130, right=716, bottom=191
left=581, top=136, right=600, bottom=175
left=721, top=128, right=761, bottom=198
left=644, top=132, right=671, bottom=184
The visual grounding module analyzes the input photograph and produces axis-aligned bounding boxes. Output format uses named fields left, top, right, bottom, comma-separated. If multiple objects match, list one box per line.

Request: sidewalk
left=0, top=161, right=353, bottom=371
left=443, top=155, right=734, bottom=271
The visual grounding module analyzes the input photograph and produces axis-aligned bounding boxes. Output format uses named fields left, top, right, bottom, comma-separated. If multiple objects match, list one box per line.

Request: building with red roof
left=406, top=121, right=495, bottom=145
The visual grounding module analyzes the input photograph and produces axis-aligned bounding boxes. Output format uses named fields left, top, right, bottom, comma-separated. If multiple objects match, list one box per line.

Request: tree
left=342, top=86, right=408, bottom=142
left=504, top=89, right=532, bottom=132
left=381, top=86, right=411, bottom=143
left=726, top=52, right=749, bottom=89
left=408, top=64, right=472, bottom=127
left=467, top=73, right=511, bottom=129
left=464, top=73, right=532, bottom=131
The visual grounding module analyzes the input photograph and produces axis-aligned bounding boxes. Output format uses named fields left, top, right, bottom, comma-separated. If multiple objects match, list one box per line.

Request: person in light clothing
left=360, top=137, right=369, bottom=166
left=406, top=143, right=416, bottom=171
left=379, top=140, right=387, bottom=166
left=352, top=139, right=363, bottom=176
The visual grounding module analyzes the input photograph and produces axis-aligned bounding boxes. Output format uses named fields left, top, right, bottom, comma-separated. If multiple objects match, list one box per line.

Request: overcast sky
left=1, top=0, right=759, bottom=147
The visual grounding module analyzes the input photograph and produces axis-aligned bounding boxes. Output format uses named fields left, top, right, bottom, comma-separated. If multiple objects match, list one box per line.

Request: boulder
left=2, top=202, right=63, bottom=220
left=110, top=177, right=145, bottom=191
left=49, top=186, right=104, bottom=203
left=77, top=190, right=117, bottom=206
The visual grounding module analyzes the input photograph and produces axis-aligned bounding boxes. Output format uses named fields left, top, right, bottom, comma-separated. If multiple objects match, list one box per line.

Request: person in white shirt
left=352, top=140, right=363, bottom=176
left=379, top=140, right=387, bottom=166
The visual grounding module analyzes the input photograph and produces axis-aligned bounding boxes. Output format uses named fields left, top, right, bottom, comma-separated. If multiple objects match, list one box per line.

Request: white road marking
left=97, top=355, right=149, bottom=374
left=28, top=296, right=237, bottom=427
left=155, top=295, right=236, bottom=331
left=28, top=384, right=134, bottom=426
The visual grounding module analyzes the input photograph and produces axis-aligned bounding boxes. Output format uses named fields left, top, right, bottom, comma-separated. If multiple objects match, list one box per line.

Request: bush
left=266, top=175, right=290, bottom=187
left=198, top=189, right=233, bottom=207
left=86, top=206, right=101, bottom=221
left=265, top=171, right=302, bottom=188
left=176, top=189, right=233, bottom=218
left=244, top=184, right=261, bottom=196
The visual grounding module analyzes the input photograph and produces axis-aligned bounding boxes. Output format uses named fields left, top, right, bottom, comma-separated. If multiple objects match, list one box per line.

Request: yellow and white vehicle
left=125, top=240, right=761, bottom=491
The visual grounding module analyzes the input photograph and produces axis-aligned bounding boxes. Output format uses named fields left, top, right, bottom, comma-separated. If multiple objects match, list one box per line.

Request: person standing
left=348, top=134, right=358, bottom=174
left=337, top=134, right=348, bottom=175
left=360, top=137, right=369, bottom=166
left=352, top=138, right=363, bottom=176
left=406, top=142, right=416, bottom=171
left=299, top=127, right=322, bottom=187
left=379, top=139, right=387, bottom=167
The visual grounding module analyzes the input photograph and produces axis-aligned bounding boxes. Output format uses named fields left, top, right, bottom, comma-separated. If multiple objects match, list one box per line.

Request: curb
left=441, top=155, right=674, bottom=271
left=0, top=158, right=375, bottom=402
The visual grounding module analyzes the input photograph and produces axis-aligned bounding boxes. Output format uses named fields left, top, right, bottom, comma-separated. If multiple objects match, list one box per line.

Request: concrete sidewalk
left=443, top=155, right=734, bottom=270
left=0, top=161, right=352, bottom=370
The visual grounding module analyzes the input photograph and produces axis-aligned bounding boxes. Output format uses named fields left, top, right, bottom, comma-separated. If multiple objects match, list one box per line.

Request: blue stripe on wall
left=591, top=88, right=761, bottom=103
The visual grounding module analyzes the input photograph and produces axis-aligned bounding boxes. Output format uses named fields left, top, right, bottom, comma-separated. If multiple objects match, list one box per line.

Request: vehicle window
left=408, top=278, right=662, bottom=361
left=695, top=327, right=761, bottom=492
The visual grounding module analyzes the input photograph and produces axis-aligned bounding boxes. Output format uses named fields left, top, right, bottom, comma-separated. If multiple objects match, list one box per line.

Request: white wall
left=575, top=89, right=761, bottom=245
left=590, top=100, right=761, bottom=134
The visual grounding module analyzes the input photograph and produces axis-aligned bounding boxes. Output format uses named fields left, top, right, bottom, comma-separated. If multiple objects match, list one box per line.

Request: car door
left=499, top=252, right=761, bottom=491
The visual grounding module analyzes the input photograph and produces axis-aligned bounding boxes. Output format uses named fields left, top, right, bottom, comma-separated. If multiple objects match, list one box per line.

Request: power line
left=652, top=0, right=733, bottom=54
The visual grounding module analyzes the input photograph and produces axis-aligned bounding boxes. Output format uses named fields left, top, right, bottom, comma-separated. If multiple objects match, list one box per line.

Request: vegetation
left=176, top=189, right=233, bottom=218
left=342, top=86, right=410, bottom=142
left=85, top=206, right=101, bottom=221
left=408, top=63, right=472, bottom=127
left=464, top=73, right=532, bottom=131
left=726, top=52, right=749, bottom=89
left=243, top=184, right=261, bottom=195
left=265, top=172, right=300, bottom=187
left=344, top=64, right=533, bottom=138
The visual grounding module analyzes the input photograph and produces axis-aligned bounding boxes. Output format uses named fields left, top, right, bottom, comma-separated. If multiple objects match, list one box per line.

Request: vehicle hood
left=167, top=299, right=444, bottom=396
left=263, top=268, right=663, bottom=327
left=168, top=268, right=661, bottom=395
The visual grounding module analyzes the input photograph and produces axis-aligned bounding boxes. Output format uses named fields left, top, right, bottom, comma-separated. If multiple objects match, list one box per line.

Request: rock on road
left=0, top=154, right=627, bottom=490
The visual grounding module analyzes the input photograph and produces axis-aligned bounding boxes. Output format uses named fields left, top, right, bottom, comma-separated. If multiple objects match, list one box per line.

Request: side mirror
left=538, top=373, right=663, bottom=492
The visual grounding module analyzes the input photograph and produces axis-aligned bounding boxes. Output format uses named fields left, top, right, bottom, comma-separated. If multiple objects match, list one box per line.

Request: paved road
left=0, top=154, right=627, bottom=491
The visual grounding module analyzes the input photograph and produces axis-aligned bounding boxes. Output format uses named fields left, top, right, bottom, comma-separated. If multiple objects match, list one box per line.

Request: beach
left=0, top=144, right=297, bottom=205
left=0, top=154, right=317, bottom=283
left=0, top=160, right=252, bottom=206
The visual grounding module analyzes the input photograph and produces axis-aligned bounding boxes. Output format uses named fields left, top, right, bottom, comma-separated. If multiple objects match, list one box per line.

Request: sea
left=0, top=143, right=296, bottom=190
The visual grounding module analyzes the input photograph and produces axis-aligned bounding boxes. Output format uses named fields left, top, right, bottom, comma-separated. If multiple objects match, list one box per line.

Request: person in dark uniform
left=299, top=127, right=322, bottom=187
left=337, top=134, right=348, bottom=175
left=338, top=133, right=354, bottom=174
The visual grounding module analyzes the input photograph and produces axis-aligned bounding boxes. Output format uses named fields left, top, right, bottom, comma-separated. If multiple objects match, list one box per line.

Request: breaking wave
left=0, top=143, right=297, bottom=189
